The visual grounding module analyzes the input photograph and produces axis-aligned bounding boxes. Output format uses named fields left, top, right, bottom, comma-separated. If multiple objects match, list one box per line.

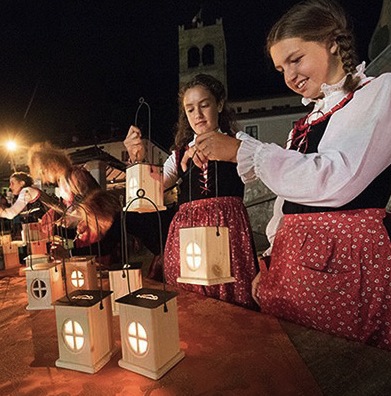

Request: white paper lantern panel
left=177, top=226, right=235, bottom=286
left=109, top=265, right=143, bottom=316
left=125, top=163, right=165, bottom=212
left=54, top=290, right=116, bottom=374
left=117, top=288, right=185, bottom=380
left=65, top=256, right=98, bottom=294
left=25, top=261, right=64, bottom=310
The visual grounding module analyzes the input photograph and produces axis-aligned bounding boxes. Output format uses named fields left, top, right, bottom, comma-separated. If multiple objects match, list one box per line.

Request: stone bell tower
left=367, top=0, right=391, bottom=75
left=178, top=9, right=227, bottom=93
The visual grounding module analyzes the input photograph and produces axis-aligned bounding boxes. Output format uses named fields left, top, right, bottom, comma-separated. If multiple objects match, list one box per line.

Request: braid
left=334, top=31, right=360, bottom=92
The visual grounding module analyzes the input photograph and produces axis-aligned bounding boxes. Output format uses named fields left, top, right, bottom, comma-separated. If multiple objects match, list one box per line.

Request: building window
left=202, top=44, right=214, bottom=66
left=188, top=47, right=200, bottom=68
left=245, top=125, right=258, bottom=139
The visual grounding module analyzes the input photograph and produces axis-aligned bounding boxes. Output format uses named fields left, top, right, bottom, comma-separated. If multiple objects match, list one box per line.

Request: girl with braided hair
left=124, top=74, right=259, bottom=310
left=196, top=0, right=391, bottom=349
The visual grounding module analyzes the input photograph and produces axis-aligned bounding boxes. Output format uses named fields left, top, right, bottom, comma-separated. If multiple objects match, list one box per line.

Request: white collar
left=301, top=62, right=367, bottom=109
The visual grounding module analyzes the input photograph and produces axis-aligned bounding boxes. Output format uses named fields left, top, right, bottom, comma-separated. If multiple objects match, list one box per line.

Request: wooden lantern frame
left=117, top=287, right=184, bottom=380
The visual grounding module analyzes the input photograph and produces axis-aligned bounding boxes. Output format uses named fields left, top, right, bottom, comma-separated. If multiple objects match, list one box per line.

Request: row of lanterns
left=21, top=99, right=234, bottom=380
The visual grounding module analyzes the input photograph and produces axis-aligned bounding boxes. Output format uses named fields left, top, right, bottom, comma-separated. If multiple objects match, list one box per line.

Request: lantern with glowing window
left=54, top=289, right=116, bottom=373
left=125, top=163, right=165, bottom=212
left=109, top=263, right=143, bottom=316
left=25, top=259, right=64, bottom=310
left=65, top=256, right=98, bottom=294
left=177, top=225, right=235, bottom=285
left=117, top=287, right=184, bottom=380
left=125, top=97, right=166, bottom=213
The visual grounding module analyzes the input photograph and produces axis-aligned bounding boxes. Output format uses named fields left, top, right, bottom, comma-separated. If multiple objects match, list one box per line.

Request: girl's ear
left=330, top=41, right=339, bottom=55
left=217, top=100, right=224, bottom=113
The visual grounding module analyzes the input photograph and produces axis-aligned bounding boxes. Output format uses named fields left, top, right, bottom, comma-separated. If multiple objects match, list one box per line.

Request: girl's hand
left=124, top=125, right=146, bottom=163
left=251, top=272, right=261, bottom=306
left=181, top=146, right=208, bottom=172
left=195, top=131, right=240, bottom=162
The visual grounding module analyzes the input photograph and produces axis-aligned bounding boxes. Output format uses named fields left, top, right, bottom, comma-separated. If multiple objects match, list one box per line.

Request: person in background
left=27, top=142, right=101, bottom=207
left=124, top=74, right=259, bottom=310
left=27, top=142, right=101, bottom=237
left=195, top=0, right=391, bottom=349
left=0, top=172, right=41, bottom=220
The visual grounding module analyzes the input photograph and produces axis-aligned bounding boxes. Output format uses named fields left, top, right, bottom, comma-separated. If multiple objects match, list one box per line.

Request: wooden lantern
left=65, top=256, right=98, bottom=294
left=117, top=287, right=185, bottom=380
left=0, top=233, right=12, bottom=247
left=29, top=240, right=49, bottom=255
left=177, top=226, right=235, bottom=285
left=2, top=241, right=21, bottom=269
left=25, top=260, right=64, bottom=310
left=54, top=290, right=116, bottom=374
left=125, top=163, right=165, bottom=212
left=22, top=222, right=47, bottom=244
left=109, top=264, right=143, bottom=316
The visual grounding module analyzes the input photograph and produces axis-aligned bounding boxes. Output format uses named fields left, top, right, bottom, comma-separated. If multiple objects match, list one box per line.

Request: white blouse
left=236, top=65, right=391, bottom=250
left=0, top=187, right=40, bottom=220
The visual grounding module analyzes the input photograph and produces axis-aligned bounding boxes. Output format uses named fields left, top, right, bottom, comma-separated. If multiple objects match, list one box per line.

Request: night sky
left=0, top=0, right=383, bottom=152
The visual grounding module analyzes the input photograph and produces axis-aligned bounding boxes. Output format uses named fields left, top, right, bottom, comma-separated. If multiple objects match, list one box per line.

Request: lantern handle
left=123, top=190, right=168, bottom=312
left=134, top=97, right=152, bottom=163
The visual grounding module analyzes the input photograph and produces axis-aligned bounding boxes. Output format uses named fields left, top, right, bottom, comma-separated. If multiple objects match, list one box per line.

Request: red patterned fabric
left=164, top=196, right=259, bottom=310
left=257, top=208, right=391, bottom=350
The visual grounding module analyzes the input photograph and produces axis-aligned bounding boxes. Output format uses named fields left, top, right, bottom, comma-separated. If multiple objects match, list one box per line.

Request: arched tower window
left=202, top=44, right=215, bottom=66
left=188, top=46, right=200, bottom=68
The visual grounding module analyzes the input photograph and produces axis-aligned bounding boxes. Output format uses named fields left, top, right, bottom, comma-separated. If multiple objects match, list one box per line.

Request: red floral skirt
left=257, top=208, right=391, bottom=350
left=164, top=196, right=259, bottom=310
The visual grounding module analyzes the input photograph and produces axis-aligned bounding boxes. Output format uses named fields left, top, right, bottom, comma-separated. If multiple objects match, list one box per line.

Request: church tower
left=178, top=10, right=227, bottom=94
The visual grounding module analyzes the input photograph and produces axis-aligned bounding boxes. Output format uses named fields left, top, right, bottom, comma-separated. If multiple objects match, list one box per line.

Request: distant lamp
left=54, top=290, right=116, bottom=373
left=65, top=256, right=98, bottom=294
left=178, top=226, right=234, bottom=285
left=6, top=140, right=17, bottom=172
left=5, top=140, right=17, bottom=152
left=25, top=260, right=64, bottom=311
left=117, top=288, right=184, bottom=380
left=109, top=263, right=143, bottom=316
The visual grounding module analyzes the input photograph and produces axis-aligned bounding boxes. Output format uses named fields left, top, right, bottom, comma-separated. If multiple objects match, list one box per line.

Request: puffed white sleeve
left=0, top=187, right=39, bottom=219
left=238, top=74, right=391, bottom=207
left=163, top=151, right=179, bottom=190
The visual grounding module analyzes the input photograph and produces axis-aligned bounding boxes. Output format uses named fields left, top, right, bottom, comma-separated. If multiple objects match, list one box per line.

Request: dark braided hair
left=266, top=0, right=360, bottom=93
left=173, top=74, right=239, bottom=151
left=10, top=172, right=34, bottom=187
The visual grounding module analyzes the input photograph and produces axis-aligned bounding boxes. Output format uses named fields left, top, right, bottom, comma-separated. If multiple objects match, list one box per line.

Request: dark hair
left=173, top=74, right=239, bottom=150
left=266, top=0, right=360, bottom=92
left=10, top=172, right=34, bottom=187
